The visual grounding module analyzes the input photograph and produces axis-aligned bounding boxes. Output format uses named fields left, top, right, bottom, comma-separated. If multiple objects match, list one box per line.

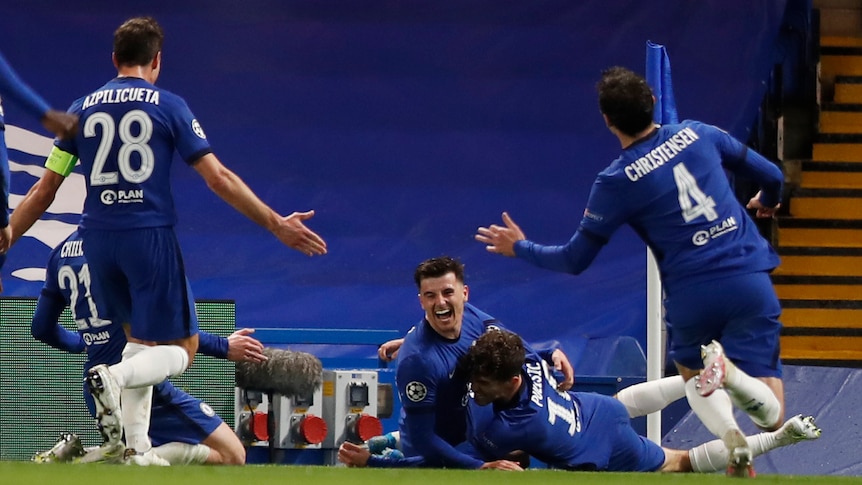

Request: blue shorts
left=572, top=393, right=665, bottom=472
left=80, top=227, right=198, bottom=342
left=82, top=378, right=222, bottom=446
left=149, top=380, right=223, bottom=446
left=664, top=272, right=783, bottom=378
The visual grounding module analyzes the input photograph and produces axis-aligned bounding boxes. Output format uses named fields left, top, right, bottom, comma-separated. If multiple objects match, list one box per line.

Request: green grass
left=2, top=462, right=862, bottom=485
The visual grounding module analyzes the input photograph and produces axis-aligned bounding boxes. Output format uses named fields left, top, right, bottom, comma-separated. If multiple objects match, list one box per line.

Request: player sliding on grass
left=361, top=256, right=574, bottom=470
left=341, top=329, right=820, bottom=473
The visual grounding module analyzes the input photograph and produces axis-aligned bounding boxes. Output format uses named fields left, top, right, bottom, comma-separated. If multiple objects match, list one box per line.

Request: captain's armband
left=44, top=146, right=78, bottom=177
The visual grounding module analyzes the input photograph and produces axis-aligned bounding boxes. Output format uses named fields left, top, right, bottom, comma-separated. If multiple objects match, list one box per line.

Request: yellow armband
left=44, top=146, right=78, bottom=177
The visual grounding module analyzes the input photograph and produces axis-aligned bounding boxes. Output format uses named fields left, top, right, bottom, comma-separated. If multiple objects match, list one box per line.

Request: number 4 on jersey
left=673, top=163, right=718, bottom=223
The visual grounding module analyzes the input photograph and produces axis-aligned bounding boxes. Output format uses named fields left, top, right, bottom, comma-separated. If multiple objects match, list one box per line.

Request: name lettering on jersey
left=60, top=239, right=84, bottom=258
left=526, top=362, right=544, bottom=408
left=624, top=127, right=700, bottom=182
left=82, top=88, right=160, bottom=110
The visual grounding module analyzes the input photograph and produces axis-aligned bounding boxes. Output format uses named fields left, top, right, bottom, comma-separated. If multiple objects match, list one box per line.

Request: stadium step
left=777, top=218, right=862, bottom=248
left=786, top=188, right=862, bottom=219
left=782, top=305, right=862, bottom=329
left=799, top=161, right=862, bottom=188
left=819, top=103, right=862, bottom=134
left=773, top=275, right=862, bottom=301
left=812, top=133, right=862, bottom=162
left=834, top=76, right=862, bottom=104
left=774, top=249, right=862, bottom=277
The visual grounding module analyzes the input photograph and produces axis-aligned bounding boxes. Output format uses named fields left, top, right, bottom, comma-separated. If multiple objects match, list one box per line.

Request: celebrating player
left=341, top=256, right=572, bottom=469
left=30, top=231, right=267, bottom=465
left=9, top=16, right=326, bottom=464
left=462, top=329, right=819, bottom=473
left=476, top=66, right=787, bottom=477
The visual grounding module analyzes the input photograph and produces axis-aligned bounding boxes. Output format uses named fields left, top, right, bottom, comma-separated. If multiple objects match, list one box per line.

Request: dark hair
left=460, top=329, right=525, bottom=383
left=113, top=16, right=164, bottom=67
left=596, top=66, right=655, bottom=137
left=413, top=256, right=465, bottom=288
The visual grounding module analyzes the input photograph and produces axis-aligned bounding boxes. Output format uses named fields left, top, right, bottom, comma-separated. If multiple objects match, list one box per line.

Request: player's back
left=590, top=120, right=779, bottom=289
left=58, top=77, right=210, bottom=230
left=468, top=353, right=593, bottom=468
left=46, top=231, right=126, bottom=369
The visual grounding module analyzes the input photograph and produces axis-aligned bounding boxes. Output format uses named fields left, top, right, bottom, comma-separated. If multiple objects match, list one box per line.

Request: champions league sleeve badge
left=405, top=381, right=428, bottom=402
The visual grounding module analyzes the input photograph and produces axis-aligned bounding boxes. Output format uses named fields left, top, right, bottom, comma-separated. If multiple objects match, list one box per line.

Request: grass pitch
left=2, top=462, right=862, bottom=485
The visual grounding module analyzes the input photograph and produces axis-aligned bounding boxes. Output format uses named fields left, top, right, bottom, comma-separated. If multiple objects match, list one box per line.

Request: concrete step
left=821, top=54, right=862, bottom=78
left=790, top=196, right=862, bottom=218
left=821, top=36, right=862, bottom=48
left=820, top=103, right=862, bottom=133
left=774, top=254, right=862, bottom=276
left=835, top=76, right=862, bottom=103
left=776, top=283, right=862, bottom=300
left=800, top=170, right=862, bottom=188
left=812, top=142, right=862, bottom=161
left=777, top=218, right=862, bottom=247
left=780, top=335, right=862, bottom=361
left=782, top=306, right=862, bottom=328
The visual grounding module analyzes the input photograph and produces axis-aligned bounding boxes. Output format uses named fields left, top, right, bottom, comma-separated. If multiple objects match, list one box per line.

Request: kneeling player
left=30, top=231, right=266, bottom=465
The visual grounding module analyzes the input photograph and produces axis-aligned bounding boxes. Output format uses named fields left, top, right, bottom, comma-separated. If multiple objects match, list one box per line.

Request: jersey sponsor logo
left=200, top=402, right=215, bottom=417
left=192, top=119, right=206, bottom=139
left=691, top=216, right=738, bottom=246
left=405, top=381, right=427, bottom=402
left=100, top=190, right=117, bottom=205
left=100, top=189, right=145, bottom=205
left=82, top=330, right=112, bottom=346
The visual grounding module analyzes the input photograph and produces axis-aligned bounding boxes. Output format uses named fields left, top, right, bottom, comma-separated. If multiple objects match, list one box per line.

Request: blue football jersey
left=32, top=230, right=230, bottom=421
left=580, top=120, right=781, bottom=289
left=467, top=351, right=665, bottom=472
left=36, top=230, right=127, bottom=370
left=56, top=76, right=212, bottom=230
left=396, top=303, right=502, bottom=449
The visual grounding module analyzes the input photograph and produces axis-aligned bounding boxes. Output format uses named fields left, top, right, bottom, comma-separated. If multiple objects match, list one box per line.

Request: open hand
left=475, top=212, right=525, bottom=257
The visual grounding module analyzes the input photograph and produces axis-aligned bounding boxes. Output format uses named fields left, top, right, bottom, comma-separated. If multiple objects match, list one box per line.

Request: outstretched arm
left=197, top=328, right=267, bottom=363
left=476, top=212, right=604, bottom=275
left=0, top=53, right=77, bottom=139
left=192, top=154, right=327, bottom=257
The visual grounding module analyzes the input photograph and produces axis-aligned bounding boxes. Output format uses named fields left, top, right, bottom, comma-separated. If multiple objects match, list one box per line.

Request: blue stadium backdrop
left=1, top=0, right=786, bottom=366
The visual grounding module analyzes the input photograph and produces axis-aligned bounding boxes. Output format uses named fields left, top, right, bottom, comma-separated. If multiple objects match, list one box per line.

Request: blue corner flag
left=646, top=41, right=679, bottom=125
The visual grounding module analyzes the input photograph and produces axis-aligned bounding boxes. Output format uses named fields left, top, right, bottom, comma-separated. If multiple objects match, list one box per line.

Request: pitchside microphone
left=235, top=347, right=323, bottom=397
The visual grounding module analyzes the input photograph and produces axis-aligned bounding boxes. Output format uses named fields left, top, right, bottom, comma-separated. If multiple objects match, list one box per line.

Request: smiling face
left=418, top=272, right=469, bottom=340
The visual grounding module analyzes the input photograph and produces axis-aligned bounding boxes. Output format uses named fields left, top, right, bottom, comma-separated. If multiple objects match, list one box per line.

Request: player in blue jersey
left=475, top=66, right=787, bottom=477
left=30, top=231, right=266, bottom=465
left=8, top=17, right=326, bottom=465
left=0, top=50, right=77, bottom=279
left=340, top=256, right=573, bottom=470
left=462, top=329, right=820, bottom=474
